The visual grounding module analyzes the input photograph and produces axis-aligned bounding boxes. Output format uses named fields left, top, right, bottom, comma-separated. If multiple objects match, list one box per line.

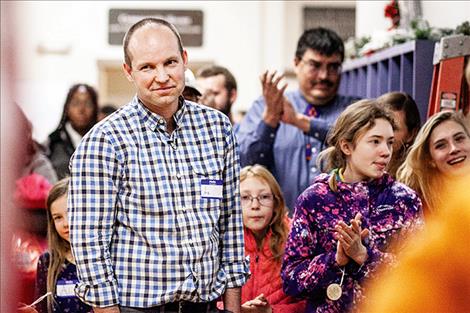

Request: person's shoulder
left=337, top=94, right=362, bottom=107
left=87, top=102, right=136, bottom=136
left=38, top=251, right=51, bottom=266
left=298, top=173, right=331, bottom=201
left=186, top=101, right=231, bottom=126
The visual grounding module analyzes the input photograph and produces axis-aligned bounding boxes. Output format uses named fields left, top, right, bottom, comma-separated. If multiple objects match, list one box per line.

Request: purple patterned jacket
left=281, top=172, right=423, bottom=313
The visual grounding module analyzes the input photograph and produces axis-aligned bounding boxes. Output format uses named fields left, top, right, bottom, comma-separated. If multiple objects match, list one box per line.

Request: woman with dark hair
left=377, top=92, right=421, bottom=177
left=44, top=84, right=98, bottom=178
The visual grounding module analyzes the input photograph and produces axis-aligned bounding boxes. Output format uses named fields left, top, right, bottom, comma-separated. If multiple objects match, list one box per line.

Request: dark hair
left=197, top=65, right=238, bottom=94
left=56, top=83, right=98, bottom=132
left=295, top=27, right=344, bottom=61
left=99, top=104, right=117, bottom=115
left=123, top=18, right=183, bottom=67
left=377, top=92, right=421, bottom=136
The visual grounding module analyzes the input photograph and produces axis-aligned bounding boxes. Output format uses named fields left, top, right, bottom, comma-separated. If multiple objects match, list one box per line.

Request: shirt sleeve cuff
left=223, top=258, right=251, bottom=288
left=75, top=278, right=120, bottom=307
left=307, top=118, right=329, bottom=140
left=257, top=121, right=278, bottom=144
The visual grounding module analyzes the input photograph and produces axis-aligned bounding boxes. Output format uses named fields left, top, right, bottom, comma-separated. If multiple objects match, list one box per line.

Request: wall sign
left=109, top=9, right=203, bottom=46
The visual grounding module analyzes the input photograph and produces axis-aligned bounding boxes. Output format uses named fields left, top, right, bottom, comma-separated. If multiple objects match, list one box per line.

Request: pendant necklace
left=326, top=267, right=345, bottom=301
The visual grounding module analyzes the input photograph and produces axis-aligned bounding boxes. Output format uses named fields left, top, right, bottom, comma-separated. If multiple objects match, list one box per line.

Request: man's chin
left=307, top=93, right=335, bottom=105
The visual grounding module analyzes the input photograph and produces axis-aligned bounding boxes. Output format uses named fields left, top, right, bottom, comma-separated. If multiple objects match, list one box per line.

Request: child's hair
left=240, top=165, right=289, bottom=263
left=45, top=177, right=70, bottom=311
left=397, top=111, right=470, bottom=213
left=317, top=99, right=396, bottom=191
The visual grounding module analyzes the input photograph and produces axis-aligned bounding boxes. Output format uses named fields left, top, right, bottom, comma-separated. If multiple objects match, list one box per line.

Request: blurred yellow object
left=362, top=175, right=470, bottom=313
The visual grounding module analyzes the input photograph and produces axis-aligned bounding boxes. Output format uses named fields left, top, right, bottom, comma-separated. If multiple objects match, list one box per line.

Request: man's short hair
left=295, top=27, right=344, bottom=61
left=197, top=65, right=237, bottom=94
left=123, top=18, right=184, bottom=67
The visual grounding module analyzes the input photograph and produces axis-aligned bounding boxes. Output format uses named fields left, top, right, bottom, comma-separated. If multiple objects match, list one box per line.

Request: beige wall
left=11, top=1, right=469, bottom=141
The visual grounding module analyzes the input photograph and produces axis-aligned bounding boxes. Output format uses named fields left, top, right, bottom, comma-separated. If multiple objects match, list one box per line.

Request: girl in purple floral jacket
left=281, top=100, right=423, bottom=313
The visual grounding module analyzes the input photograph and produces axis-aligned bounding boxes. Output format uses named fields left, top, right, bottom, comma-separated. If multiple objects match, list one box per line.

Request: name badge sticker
left=56, top=279, right=78, bottom=298
left=200, top=179, right=223, bottom=199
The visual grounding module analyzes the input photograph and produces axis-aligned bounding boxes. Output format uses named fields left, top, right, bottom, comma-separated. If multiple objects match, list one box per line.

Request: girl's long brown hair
left=240, top=165, right=289, bottom=263
left=317, top=99, right=396, bottom=191
left=45, top=177, right=70, bottom=312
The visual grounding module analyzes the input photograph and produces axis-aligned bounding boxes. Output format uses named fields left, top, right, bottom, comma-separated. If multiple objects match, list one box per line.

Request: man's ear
left=293, top=57, right=301, bottom=75
left=339, top=139, right=353, bottom=155
left=229, top=88, right=237, bottom=104
left=182, top=49, right=188, bottom=67
left=123, top=63, right=134, bottom=83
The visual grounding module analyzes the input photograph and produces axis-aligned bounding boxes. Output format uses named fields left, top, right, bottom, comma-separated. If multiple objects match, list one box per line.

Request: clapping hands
left=334, top=213, right=369, bottom=266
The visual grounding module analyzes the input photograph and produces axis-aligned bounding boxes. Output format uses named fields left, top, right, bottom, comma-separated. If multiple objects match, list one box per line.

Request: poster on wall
left=109, top=9, right=203, bottom=46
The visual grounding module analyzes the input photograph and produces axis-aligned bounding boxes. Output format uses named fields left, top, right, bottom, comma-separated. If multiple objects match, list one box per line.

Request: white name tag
left=56, top=279, right=77, bottom=298
left=200, top=179, right=223, bottom=199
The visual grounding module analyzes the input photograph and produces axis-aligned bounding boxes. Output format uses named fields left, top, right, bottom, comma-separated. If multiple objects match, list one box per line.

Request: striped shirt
left=69, top=96, right=248, bottom=308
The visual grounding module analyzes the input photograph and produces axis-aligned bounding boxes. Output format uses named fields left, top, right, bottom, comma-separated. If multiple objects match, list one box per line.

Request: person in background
left=69, top=18, right=248, bottom=313
left=44, top=84, right=98, bottom=179
left=197, top=65, right=238, bottom=124
left=182, top=68, right=202, bottom=103
left=34, top=178, right=92, bottom=313
left=239, top=165, right=306, bottom=313
left=98, top=104, right=117, bottom=122
left=377, top=92, right=421, bottom=177
left=281, top=100, right=423, bottom=313
left=398, top=110, right=470, bottom=216
left=15, top=103, right=58, bottom=184
left=236, top=27, right=360, bottom=212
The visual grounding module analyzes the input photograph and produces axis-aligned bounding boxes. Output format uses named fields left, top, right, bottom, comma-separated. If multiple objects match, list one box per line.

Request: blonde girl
left=34, top=178, right=91, bottom=313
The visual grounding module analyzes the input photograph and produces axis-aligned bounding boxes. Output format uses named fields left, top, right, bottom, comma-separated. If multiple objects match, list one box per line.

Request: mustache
left=312, top=79, right=334, bottom=87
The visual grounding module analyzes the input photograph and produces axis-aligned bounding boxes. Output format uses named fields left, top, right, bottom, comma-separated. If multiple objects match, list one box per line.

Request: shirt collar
left=64, top=122, right=82, bottom=148
left=134, top=96, right=187, bottom=132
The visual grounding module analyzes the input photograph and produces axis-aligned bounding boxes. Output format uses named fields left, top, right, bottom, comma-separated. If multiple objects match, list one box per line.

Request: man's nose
left=317, top=67, right=329, bottom=79
left=154, top=67, right=170, bottom=83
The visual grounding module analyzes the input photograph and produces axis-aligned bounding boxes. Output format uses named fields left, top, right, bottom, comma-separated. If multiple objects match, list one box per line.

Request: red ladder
left=428, top=35, right=470, bottom=118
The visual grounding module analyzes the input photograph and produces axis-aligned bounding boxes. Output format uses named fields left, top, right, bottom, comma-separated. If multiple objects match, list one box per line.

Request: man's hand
left=93, top=305, right=120, bottom=313
left=260, top=70, right=287, bottom=128
left=281, top=99, right=310, bottom=132
left=334, top=213, right=369, bottom=265
left=241, top=294, right=272, bottom=313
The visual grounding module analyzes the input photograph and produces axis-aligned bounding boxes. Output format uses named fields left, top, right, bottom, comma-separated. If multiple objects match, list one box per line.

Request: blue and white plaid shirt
left=69, top=96, right=249, bottom=308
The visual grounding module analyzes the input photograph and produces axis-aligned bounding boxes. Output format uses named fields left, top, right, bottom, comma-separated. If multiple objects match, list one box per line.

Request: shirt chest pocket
left=190, top=156, right=223, bottom=206
left=370, top=205, right=404, bottom=252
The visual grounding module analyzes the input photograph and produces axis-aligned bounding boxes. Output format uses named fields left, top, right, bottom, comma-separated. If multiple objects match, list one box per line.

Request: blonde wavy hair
left=397, top=111, right=470, bottom=214
left=240, top=165, right=289, bottom=263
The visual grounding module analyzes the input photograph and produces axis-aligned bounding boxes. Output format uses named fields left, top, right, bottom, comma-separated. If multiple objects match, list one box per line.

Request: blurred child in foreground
left=361, top=174, right=470, bottom=313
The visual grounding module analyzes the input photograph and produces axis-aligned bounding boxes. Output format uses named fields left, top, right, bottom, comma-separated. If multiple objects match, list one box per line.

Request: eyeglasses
left=300, top=58, right=342, bottom=76
left=241, top=193, right=274, bottom=207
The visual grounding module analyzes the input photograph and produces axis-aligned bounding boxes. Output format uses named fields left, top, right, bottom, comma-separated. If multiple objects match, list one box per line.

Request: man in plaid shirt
left=68, top=18, right=248, bottom=313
